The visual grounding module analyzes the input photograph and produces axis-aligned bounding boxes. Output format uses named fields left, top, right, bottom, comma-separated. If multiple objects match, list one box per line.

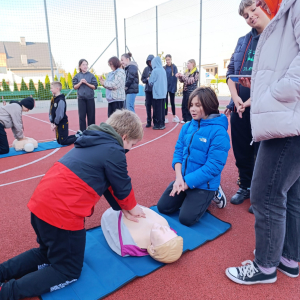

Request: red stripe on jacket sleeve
left=108, top=186, right=137, bottom=210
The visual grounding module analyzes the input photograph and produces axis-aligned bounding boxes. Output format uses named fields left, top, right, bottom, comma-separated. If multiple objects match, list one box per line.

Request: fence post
left=199, top=0, right=203, bottom=86
left=43, top=0, right=54, bottom=82
left=113, top=0, right=119, bottom=57
left=124, top=18, right=127, bottom=54
left=156, top=6, right=158, bottom=56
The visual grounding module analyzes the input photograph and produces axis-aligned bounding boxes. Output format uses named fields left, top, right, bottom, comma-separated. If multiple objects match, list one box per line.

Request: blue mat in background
left=41, top=206, right=231, bottom=300
left=0, top=141, right=64, bottom=159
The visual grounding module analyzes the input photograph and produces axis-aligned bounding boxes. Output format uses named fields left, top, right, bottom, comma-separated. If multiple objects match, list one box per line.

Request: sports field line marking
left=0, top=148, right=60, bottom=175
left=0, top=174, right=45, bottom=187
left=24, top=115, right=77, bottom=133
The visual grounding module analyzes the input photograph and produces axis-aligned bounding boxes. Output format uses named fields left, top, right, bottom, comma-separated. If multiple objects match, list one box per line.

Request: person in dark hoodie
left=0, top=97, right=34, bottom=154
left=157, top=87, right=230, bottom=226
left=49, top=81, right=81, bottom=146
left=141, top=54, right=155, bottom=128
left=0, top=110, right=145, bottom=300
left=225, top=0, right=269, bottom=211
left=121, top=52, right=139, bottom=113
left=148, top=56, right=167, bottom=130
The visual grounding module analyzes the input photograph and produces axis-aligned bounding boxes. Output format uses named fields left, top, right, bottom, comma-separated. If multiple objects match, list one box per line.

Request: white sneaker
left=213, top=185, right=227, bottom=208
left=180, top=120, right=185, bottom=124
left=165, top=118, right=169, bottom=124
left=173, top=116, right=180, bottom=123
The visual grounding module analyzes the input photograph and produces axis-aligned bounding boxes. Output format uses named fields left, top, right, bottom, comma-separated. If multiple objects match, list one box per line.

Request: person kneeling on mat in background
left=49, top=81, right=82, bottom=146
left=0, top=97, right=34, bottom=155
left=0, top=110, right=145, bottom=300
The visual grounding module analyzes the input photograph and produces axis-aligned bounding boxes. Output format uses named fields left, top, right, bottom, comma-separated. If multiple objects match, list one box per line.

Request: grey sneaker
left=213, top=185, right=227, bottom=209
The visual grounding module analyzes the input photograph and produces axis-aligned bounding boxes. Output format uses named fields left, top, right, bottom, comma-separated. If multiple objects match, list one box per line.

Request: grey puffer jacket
left=251, top=0, right=300, bottom=142
left=0, top=103, right=23, bottom=139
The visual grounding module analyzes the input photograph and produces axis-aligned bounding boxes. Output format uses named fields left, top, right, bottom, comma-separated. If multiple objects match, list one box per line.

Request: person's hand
left=170, top=176, right=185, bottom=197
left=50, top=123, right=56, bottom=131
left=224, top=108, right=231, bottom=116
left=3, top=101, right=6, bottom=106
left=123, top=205, right=146, bottom=223
left=99, top=78, right=105, bottom=85
left=237, top=104, right=245, bottom=118
left=239, top=77, right=251, bottom=88
left=122, top=209, right=139, bottom=223
left=183, top=182, right=189, bottom=191
left=80, top=79, right=88, bottom=85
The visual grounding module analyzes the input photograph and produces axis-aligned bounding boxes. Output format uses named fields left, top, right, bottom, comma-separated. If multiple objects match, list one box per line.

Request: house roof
left=0, top=41, right=56, bottom=70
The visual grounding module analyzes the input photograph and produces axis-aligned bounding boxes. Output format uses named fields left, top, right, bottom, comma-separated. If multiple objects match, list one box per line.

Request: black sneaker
left=145, top=123, right=151, bottom=128
left=153, top=126, right=160, bottom=130
left=248, top=205, right=254, bottom=214
left=277, top=262, right=299, bottom=278
left=213, top=185, right=227, bottom=208
left=226, top=260, right=277, bottom=285
left=230, top=187, right=250, bottom=205
left=159, top=126, right=166, bottom=130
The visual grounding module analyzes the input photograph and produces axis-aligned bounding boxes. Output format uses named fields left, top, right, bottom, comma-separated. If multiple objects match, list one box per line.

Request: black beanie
left=20, top=97, right=35, bottom=110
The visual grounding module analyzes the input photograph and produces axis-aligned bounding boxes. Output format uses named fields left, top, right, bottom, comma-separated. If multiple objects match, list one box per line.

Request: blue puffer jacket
left=172, top=114, right=230, bottom=191
left=226, top=30, right=253, bottom=111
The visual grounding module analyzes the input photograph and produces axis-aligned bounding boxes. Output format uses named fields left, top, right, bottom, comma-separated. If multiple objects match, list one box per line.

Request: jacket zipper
left=184, top=120, right=201, bottom=176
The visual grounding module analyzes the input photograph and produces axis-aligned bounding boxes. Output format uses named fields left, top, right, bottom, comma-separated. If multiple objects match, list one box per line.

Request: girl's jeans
left=126, top=93, right=137, bottom=113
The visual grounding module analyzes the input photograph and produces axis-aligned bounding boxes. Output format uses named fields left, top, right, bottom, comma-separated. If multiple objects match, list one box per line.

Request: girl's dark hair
left=188, top=87, right=219, bottom=116
left=121, top=52, right=132, bottom=61
left=108, top=56, right=121, bottom=69
left=165, top=54, right=174, bottom=76
left=78, top=59, right=88, bottom=72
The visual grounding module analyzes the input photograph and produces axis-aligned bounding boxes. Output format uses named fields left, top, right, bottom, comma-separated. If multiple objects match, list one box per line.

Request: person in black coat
left=141, top=54, right=154, bottom=127
left=121, top=52, right=139, bottom=113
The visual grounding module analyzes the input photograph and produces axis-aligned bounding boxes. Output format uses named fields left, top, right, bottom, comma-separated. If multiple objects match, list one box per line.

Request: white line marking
left=24, top=115, right=77, bottom=133
left=0, top=148, right=60, bottom=174
left=0, top=174, right=45, bottom=187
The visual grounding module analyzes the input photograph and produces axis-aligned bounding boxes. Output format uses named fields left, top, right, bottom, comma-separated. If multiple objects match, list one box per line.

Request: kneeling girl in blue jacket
left=157, top=87, right=230, bottom=226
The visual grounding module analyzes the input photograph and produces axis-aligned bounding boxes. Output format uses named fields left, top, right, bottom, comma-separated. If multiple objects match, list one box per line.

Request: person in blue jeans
left=157, top=87, right=230, bottom=226
left=121, top=52, right=139, bottom=113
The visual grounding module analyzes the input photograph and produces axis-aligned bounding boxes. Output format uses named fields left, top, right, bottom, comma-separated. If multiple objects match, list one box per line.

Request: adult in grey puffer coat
left=226, top=0, right=300, bottom=285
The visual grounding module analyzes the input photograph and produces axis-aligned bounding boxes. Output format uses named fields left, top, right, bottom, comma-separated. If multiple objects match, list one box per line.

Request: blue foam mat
left=41, top=206, right=231, bottom=300
left=0, top=141, right=64, bottom=158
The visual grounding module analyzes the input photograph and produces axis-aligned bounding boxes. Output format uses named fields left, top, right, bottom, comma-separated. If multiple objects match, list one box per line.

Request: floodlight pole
left=156, top=6, right=158, bottom=56
left=113, top=0, right=119, bottom=57
left=199, top=0, right=203, bottom=86
left=124, top=18, right=127, bottom=53
left=43, top=0, right=54, bottom=82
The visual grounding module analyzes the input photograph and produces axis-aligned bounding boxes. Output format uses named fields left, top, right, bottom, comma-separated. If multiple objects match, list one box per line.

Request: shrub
left=54, top=75, right=58, bottom=81
left=29, top=79, right=36, bottom=92
left=67, top=73, right=73, bottom=89
left=37, top=80, right=45, bottom=100
left=13, top=82, right=19, bottom=92
left=2, top=79, right=10, bottom=92
left=20, top=78, right=28, bottom=91
left=60, top=77, right=67, bottom=89
left=73, top=68, right=77, bottom=77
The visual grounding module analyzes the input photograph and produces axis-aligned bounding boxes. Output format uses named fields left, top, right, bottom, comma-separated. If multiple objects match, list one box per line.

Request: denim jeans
left=126, top=93, right=137, bottom=113
left=251, top=136, right=300, bottom=268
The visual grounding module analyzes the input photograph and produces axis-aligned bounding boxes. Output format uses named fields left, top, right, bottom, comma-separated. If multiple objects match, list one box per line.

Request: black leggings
left=157, top=181, right=215, bottom=226
left=0, top=123, right=9, bottom=154
left=56, top=119, right=77, bottom=146
left=165, top=92, right=175, bottom=116
left=181, top=91, right=192, bottom=122
left=108, top=101, right=124, bottom=118
left=78, top=98, right=95, bottom=132
left=0, top=213, right=86, bottom=300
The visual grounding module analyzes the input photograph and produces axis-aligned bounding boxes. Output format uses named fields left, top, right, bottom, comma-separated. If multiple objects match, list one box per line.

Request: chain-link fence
left=0, top=0, right=118, bottom=102
left=125, top=0, right=250, bottom=95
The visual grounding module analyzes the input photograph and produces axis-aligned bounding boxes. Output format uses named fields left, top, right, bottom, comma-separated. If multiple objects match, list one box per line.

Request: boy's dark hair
left=78, top=59, right=88, bottom=72
left=188, top=87, right=219, bottom=116
left=108, top=56, right=121, bottom=69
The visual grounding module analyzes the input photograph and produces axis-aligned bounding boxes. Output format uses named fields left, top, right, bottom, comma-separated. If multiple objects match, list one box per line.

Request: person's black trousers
left=157, top=181, right=215, bottom=226
left=165, top=92, right=176, bottom=116
left=145, top=91, right=153, bottom=125
left=153, top=99, right=165, bottom=128
left=231, top=109, right=260, bottom=189
left=0, top=123, right=9, bottom=155
left=108, top=101, right=124, bottom=118
left=78, top=98, right=95, bottom=131
left=181, top=91, right=192, bottom=122
left=56, top=119, right=77, bottom=146
left=0, top=214, right=86, bottom=300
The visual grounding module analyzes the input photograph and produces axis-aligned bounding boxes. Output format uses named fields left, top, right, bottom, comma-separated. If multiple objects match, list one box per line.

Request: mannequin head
left=147, top=223, right=183, bottom=263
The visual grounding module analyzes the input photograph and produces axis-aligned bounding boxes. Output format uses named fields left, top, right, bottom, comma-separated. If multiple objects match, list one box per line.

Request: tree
left=73, top=68, right=77, bottom=77
left=37, top=80, right=45, bottom=100
left=29, top=79, right=36, bottom=92
left=45, top=75, right=51, bottom=100
left=54, top=75, right=58, bottom=81
left=60, top=77, right=67, bottom=90
left=2, top=79, right=10, bottom=91
left=20, top=78, right=28, bottom=91
left=13, top=82, right=19, bottom=92
left=158, top=51, right=166, bottom=65
left=45, top=75, right=50, bottom=85
left=90, top=68, right=96, bottom=75
left=67, top=73, right=73, bottom=89
left=95, top=75, right=100, bottom=86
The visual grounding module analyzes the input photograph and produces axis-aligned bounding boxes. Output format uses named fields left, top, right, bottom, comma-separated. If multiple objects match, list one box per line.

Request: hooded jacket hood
left=75, top=123, right=123, bottom=148
left=151, top=56, right=163, bottom=70
left=262, top=0, right=282, bottom=19
left=146, top=55, right=155, bottom=67
left=128, top=61, right=138, bottom=68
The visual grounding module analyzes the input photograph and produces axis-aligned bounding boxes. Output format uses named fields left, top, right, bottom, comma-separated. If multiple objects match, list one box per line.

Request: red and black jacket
left=28, top=129, right=137, bottom=231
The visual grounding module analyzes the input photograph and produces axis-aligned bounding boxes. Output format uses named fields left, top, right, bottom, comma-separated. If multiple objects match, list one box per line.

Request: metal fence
left=0, top=0, right=119, bottom=101
left=124, top=0, right=250, bottom=87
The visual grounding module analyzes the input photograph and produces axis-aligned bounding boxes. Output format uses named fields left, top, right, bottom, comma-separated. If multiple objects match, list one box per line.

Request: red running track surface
left=0, top=105, right=299, bottom=300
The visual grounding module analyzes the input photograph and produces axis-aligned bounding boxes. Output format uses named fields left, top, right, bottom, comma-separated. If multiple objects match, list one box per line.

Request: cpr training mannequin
left=101, top=206, right=183, bottom=263
left=13, top=137, right=38, bottom=152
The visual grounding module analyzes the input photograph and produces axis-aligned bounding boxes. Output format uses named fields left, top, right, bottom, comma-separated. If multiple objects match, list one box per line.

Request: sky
left=0, top=0, right=249, bottom=76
